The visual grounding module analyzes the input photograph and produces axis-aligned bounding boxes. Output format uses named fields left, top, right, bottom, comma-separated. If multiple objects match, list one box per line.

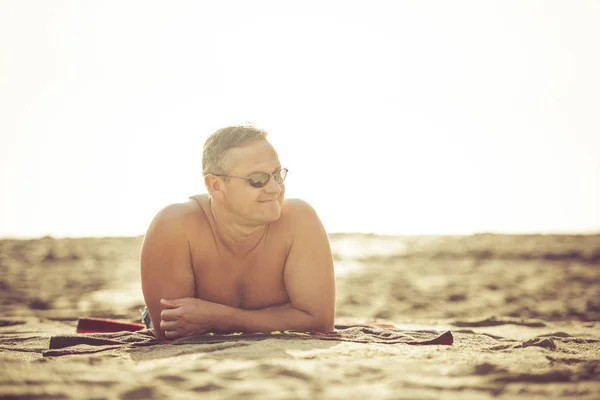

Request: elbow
left=312, top=320, right=334, bottom=333
left=309, top=313, right=335, bottom=333
left=298, top=306, right=335, bottom=333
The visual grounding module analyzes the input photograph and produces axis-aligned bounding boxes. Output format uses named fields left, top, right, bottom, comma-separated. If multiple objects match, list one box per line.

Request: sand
left=1, top=233, right=599, bottom=399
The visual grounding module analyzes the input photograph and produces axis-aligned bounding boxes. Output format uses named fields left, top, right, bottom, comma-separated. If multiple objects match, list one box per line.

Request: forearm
left=158, top=297, right=334, bottom=339
left=216, top=304, right=329, bottom=333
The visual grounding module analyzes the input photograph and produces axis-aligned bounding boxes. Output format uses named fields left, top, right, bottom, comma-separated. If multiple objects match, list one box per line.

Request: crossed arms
left=140, top=201, right=336, bottom=341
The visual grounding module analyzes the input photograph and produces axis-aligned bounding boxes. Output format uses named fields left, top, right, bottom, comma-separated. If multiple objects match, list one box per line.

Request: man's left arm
left=160, top=201, right=336, bottom=335
left=223, top=200, right=335, bottom=332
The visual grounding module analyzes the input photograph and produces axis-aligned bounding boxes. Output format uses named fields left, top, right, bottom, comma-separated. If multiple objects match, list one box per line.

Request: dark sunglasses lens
left=248, top=173, right=270, bottom=188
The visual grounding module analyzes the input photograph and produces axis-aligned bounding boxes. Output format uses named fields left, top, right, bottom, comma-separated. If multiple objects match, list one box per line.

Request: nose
left=263, top=174, right=282, bottom=194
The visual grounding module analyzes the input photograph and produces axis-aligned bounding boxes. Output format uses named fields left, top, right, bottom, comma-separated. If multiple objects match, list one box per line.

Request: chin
left=266, top=208, right=282, bottom=222
left=257, top=205, right=281, bottom=223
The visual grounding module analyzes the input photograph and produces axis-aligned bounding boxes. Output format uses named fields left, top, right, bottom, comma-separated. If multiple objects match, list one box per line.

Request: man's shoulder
left=282, top=198, right=316, bottom=215
left=278, top=199, right=330, bottom=249
left=279, top=198, right=321, bottom=228
left=150, top=196, right=206, bottom=227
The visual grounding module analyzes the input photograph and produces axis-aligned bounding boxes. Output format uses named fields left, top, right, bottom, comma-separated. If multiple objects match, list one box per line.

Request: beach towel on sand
left=44, top=320, right=453, bottom=357
left=76, top=317, right=146, bottom=333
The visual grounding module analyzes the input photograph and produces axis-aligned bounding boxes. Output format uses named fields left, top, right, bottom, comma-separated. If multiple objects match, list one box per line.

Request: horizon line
left=1, top=229, right=599, bottom=241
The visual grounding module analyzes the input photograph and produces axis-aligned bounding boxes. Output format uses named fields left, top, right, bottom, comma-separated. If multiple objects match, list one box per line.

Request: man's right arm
left=140, top=205, right=195, bottom=340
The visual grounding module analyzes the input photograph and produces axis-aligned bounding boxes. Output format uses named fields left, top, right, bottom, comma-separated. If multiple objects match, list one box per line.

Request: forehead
left=225, top=140, right=280, bottom=173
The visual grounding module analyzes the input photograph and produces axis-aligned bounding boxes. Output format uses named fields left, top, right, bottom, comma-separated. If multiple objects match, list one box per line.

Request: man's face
left=220, top=140, right=285, bottom=225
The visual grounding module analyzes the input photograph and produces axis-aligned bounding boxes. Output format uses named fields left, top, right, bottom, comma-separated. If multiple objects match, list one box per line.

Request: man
left=140, top=125, right=336, bottom=340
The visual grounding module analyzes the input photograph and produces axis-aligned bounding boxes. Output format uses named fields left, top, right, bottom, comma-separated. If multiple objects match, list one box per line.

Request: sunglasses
left=213, top=168, right=288, bottom=188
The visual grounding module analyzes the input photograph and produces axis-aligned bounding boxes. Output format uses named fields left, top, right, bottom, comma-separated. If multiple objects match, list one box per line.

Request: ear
left=205, top=174, right=225, bottom=200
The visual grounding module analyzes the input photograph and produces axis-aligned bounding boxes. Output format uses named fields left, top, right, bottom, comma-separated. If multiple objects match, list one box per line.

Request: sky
left=1, top=0, right=599, bottom=238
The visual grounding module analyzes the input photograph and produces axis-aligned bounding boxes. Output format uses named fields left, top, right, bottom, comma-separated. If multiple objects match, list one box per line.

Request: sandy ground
left=1, top=233, right=599, bottom=399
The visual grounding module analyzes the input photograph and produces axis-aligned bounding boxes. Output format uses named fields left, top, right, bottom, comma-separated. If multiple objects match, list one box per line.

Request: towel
left=76, top=317, right=146, bottom=334
left=44, top=325, right=452, bottom=357
left=74, top=316, right=397, bottom=335
left=172, top=326, right=453, bottom=346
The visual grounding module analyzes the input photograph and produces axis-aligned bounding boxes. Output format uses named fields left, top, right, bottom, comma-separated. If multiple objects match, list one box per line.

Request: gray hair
left=202, top=125, right=269, bottom=176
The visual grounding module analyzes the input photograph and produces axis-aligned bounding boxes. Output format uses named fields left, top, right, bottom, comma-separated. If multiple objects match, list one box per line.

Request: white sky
left=1, top=0, right=599, bottom=238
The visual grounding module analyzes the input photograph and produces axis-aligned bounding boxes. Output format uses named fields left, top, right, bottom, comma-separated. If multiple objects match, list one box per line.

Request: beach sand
left=1, top=233, right=599, bottom=399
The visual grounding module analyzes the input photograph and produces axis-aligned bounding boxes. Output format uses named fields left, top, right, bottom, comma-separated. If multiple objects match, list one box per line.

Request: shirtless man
left=140, top=125, right=336, bottom=340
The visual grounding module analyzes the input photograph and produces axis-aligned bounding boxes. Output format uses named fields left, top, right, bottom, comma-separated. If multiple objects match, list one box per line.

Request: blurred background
left=0, top=234, right=598, bottom=323
left=1, top=0, right=598, bottom=238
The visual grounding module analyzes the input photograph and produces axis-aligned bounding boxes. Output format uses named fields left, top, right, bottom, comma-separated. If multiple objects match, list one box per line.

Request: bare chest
left=190, top=243, right=290, bottom=310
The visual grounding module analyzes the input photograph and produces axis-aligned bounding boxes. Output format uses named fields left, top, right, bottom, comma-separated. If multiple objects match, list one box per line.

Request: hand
left=160, top=297, right=225, bottom=339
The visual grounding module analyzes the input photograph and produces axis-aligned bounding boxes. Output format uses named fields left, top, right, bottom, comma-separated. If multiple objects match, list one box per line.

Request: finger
left=160, top=298, right=181, bottom=308
left=164, top=330, right=181, bottom=340
left=160, top=307, right=180, bottom=321
left=160, top=319, right=177, bottom=330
